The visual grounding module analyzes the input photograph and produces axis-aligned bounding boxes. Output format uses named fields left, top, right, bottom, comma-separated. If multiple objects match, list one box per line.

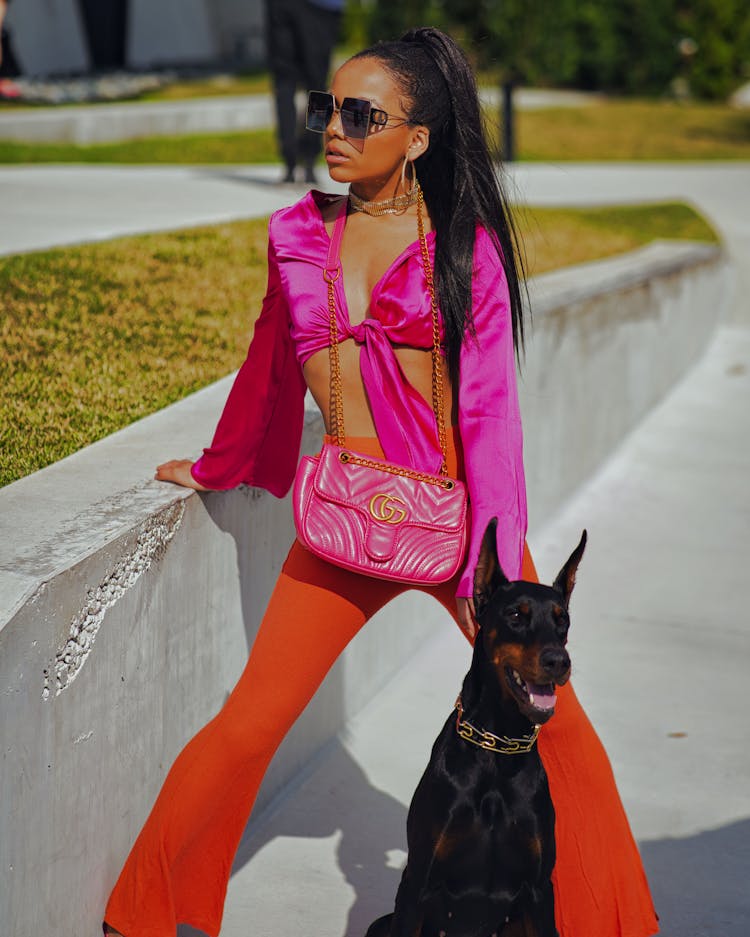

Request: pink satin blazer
left=191, top=190, right=527, bottom=597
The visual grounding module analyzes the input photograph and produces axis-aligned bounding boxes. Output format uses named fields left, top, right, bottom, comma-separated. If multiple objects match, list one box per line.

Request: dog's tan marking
left=434, top=831, right=455, bottom=860
left=492, top=643, right=525, bottom=668
left=492, top=643, right=528, bottom=699
left=495, top=643, right=557, bottom=686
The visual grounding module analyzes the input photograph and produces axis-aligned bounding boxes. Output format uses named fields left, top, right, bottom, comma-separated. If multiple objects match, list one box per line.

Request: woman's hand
left=456, top=596, right=478, bottom=642
left=155, top=459, right=210, bottom=491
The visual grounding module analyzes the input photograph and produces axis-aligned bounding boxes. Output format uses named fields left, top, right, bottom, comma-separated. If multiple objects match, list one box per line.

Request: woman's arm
left=158, top=235, right=307, bottom=495
left=456, top=227, right=528, bottom=598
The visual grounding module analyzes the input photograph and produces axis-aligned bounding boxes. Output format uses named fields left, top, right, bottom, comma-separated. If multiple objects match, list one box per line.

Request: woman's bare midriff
left=303, top=341, right=455, bottom=437
left=310, top=199, right=456, bottom=436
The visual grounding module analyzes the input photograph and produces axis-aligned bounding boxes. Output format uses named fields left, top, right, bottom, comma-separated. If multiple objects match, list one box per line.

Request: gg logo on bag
left=368, top=493, right=408, bottom=525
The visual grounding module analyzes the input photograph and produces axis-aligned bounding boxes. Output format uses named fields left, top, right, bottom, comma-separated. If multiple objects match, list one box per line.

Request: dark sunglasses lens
left=306, top=92, right=333, bottom=133
left=340, top=98, right=371, bottom=139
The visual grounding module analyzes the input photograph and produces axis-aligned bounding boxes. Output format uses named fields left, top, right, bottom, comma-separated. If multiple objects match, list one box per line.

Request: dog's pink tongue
left=528, top=683, right=557, bottom=711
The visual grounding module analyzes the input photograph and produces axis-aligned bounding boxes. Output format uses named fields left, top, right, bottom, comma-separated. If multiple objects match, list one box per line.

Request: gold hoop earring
left=400, top=156, right=417, bottom=197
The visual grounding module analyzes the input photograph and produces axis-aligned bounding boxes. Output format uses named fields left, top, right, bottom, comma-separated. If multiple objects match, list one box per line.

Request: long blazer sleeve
left=455, top=227, right=528, bottom=596
left=190, top=237, right=307, bottom=497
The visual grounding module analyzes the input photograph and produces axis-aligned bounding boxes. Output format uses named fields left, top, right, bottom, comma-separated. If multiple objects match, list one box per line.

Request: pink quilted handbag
left=293, top=185, right=468, bottom=584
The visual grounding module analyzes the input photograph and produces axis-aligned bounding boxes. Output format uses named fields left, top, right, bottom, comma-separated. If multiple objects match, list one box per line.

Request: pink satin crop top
left=191, top=189, right=527, bottom=597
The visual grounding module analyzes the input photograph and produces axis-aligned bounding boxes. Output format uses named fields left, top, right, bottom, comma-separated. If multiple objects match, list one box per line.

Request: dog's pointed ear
left=473, top=518, right=510, bottom=616
left=552, top=530, right=587, bottom=609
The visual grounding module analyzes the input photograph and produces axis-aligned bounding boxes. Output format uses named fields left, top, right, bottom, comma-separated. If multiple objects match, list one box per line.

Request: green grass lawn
left=0, top=129, right=279, bottom=164
left=1, top=99, right=748, bottom=163
left=0, top=202, right=719, bottom=487
left=516, top=99, right=750, bottom=161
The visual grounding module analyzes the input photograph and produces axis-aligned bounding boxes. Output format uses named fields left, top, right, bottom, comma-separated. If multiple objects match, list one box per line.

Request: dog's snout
left=539, top=646, right=570, bottom=679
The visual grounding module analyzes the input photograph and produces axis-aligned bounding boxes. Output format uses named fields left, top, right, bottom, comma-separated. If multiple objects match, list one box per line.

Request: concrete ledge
left=0, top=94, right=277, bottom=144
left=0, top=88, right=599, bottom=144
left=0, top=239, right=730, bottom=934
left=522, top=240, right=730, bottom=525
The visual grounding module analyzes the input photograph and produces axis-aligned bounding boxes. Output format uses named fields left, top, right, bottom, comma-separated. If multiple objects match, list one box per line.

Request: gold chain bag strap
left=292, top=185, right=468, bottom=584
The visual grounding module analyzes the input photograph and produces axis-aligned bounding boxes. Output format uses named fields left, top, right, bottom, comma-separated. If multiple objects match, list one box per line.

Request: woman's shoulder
left=473, top=221, right=502, bottom=254
left=269, top=188, right=344, bottom=242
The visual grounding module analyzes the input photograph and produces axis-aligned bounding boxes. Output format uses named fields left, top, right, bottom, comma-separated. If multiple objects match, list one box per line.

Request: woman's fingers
left=456, top=596, right=478, bottom=642
left=154, top=459, right=209, bottom=491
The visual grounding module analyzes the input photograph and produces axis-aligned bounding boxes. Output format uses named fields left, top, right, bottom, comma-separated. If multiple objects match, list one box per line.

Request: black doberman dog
left=366, top=519, right=587, bottom=937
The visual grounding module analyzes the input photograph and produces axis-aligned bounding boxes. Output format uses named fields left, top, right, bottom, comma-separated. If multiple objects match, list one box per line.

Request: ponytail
left=352, top=28, right=527, bottom=382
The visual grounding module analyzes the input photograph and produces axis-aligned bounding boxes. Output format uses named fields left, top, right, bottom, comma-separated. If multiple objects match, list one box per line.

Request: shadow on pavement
left=232, top=740, right=410, bottom=937
left=640, top=816, right=750, bottom=937
left=225, top=742, right=750, bottom=937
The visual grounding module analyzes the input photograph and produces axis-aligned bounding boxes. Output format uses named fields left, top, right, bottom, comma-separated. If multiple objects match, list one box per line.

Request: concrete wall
left=0, top=240, right=729, bottom=934
left=521, top=241, right=731, bottom=528
left=0, top=94, right=277, bottom=144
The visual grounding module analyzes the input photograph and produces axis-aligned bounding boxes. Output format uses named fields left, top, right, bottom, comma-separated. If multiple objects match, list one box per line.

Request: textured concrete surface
left=217, top=326, right=750, bottom=937
left=0, top=94, right=277, bottom=144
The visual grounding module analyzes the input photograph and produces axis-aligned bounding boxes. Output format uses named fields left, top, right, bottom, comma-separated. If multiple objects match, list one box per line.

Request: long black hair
left=352, top=27, right=527, bottom=381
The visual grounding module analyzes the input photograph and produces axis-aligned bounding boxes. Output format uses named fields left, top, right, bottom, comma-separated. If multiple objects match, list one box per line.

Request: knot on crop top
left=277, top=191, right=444, bottom=474
left=336, top=313, right=442, bottom=473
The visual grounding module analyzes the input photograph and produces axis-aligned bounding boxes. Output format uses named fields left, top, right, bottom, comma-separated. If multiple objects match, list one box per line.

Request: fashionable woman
left=103, top=27, right=658, bottom=937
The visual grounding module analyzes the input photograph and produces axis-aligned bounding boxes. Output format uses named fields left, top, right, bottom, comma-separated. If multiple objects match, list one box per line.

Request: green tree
left=677, top=0, right=750, bottom=98
left=361, top=1, right=749, bottom=101
left=367, top=1, right=441, bottom=43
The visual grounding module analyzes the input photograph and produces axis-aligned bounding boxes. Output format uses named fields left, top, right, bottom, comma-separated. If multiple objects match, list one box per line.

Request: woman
left=104, top=27, right=658, bottom=937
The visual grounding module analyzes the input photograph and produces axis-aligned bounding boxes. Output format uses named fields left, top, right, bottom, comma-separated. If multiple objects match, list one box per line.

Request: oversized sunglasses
left=305, top=90, right=410, bottom=151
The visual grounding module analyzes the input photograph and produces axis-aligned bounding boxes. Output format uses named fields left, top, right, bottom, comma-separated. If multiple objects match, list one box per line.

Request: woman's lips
left=325, top=148, right=350, bottom=164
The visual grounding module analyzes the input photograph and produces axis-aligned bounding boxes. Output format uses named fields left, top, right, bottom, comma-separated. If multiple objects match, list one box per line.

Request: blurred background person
left=0, top=0, right=20, bottom=77
left=265, top=0, right=344, bottom=184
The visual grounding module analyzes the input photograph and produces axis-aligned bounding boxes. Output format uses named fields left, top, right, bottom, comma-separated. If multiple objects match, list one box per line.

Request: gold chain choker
left=348, top=185, right=419, bottom=216
left=454, top=696, right=541, bottom=755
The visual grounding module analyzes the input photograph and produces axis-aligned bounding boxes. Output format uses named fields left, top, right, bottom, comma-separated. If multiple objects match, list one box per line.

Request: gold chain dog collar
left=454, top=696, right=541, bottom=755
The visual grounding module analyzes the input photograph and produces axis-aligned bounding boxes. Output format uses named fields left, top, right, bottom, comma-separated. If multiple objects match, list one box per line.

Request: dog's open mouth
left=506, top=667, right=558, bottom=720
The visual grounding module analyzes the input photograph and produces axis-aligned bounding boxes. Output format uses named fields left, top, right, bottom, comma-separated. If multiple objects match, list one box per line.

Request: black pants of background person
left=0, top=28, right=19, bottom=77
left=265, top=0, right=342, bottom=183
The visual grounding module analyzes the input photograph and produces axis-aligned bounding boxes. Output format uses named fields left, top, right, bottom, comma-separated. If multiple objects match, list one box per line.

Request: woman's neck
left=348, top=168, right=407, bottom=203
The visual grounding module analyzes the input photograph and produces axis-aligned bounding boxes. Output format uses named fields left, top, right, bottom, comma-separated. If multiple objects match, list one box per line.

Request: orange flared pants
left=104, top=434, right=658, bottom=937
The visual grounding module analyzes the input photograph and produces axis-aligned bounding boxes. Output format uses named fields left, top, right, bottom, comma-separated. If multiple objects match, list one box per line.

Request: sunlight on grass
left=0, top=129, right=279, bottom=164
left=517, top=99, right=750, bottom=161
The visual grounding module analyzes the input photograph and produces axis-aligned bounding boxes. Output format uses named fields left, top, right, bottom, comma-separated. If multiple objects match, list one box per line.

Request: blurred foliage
left=676, top=0, right=750, bottom=98
left=349, top=0, right=750, bottom=99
